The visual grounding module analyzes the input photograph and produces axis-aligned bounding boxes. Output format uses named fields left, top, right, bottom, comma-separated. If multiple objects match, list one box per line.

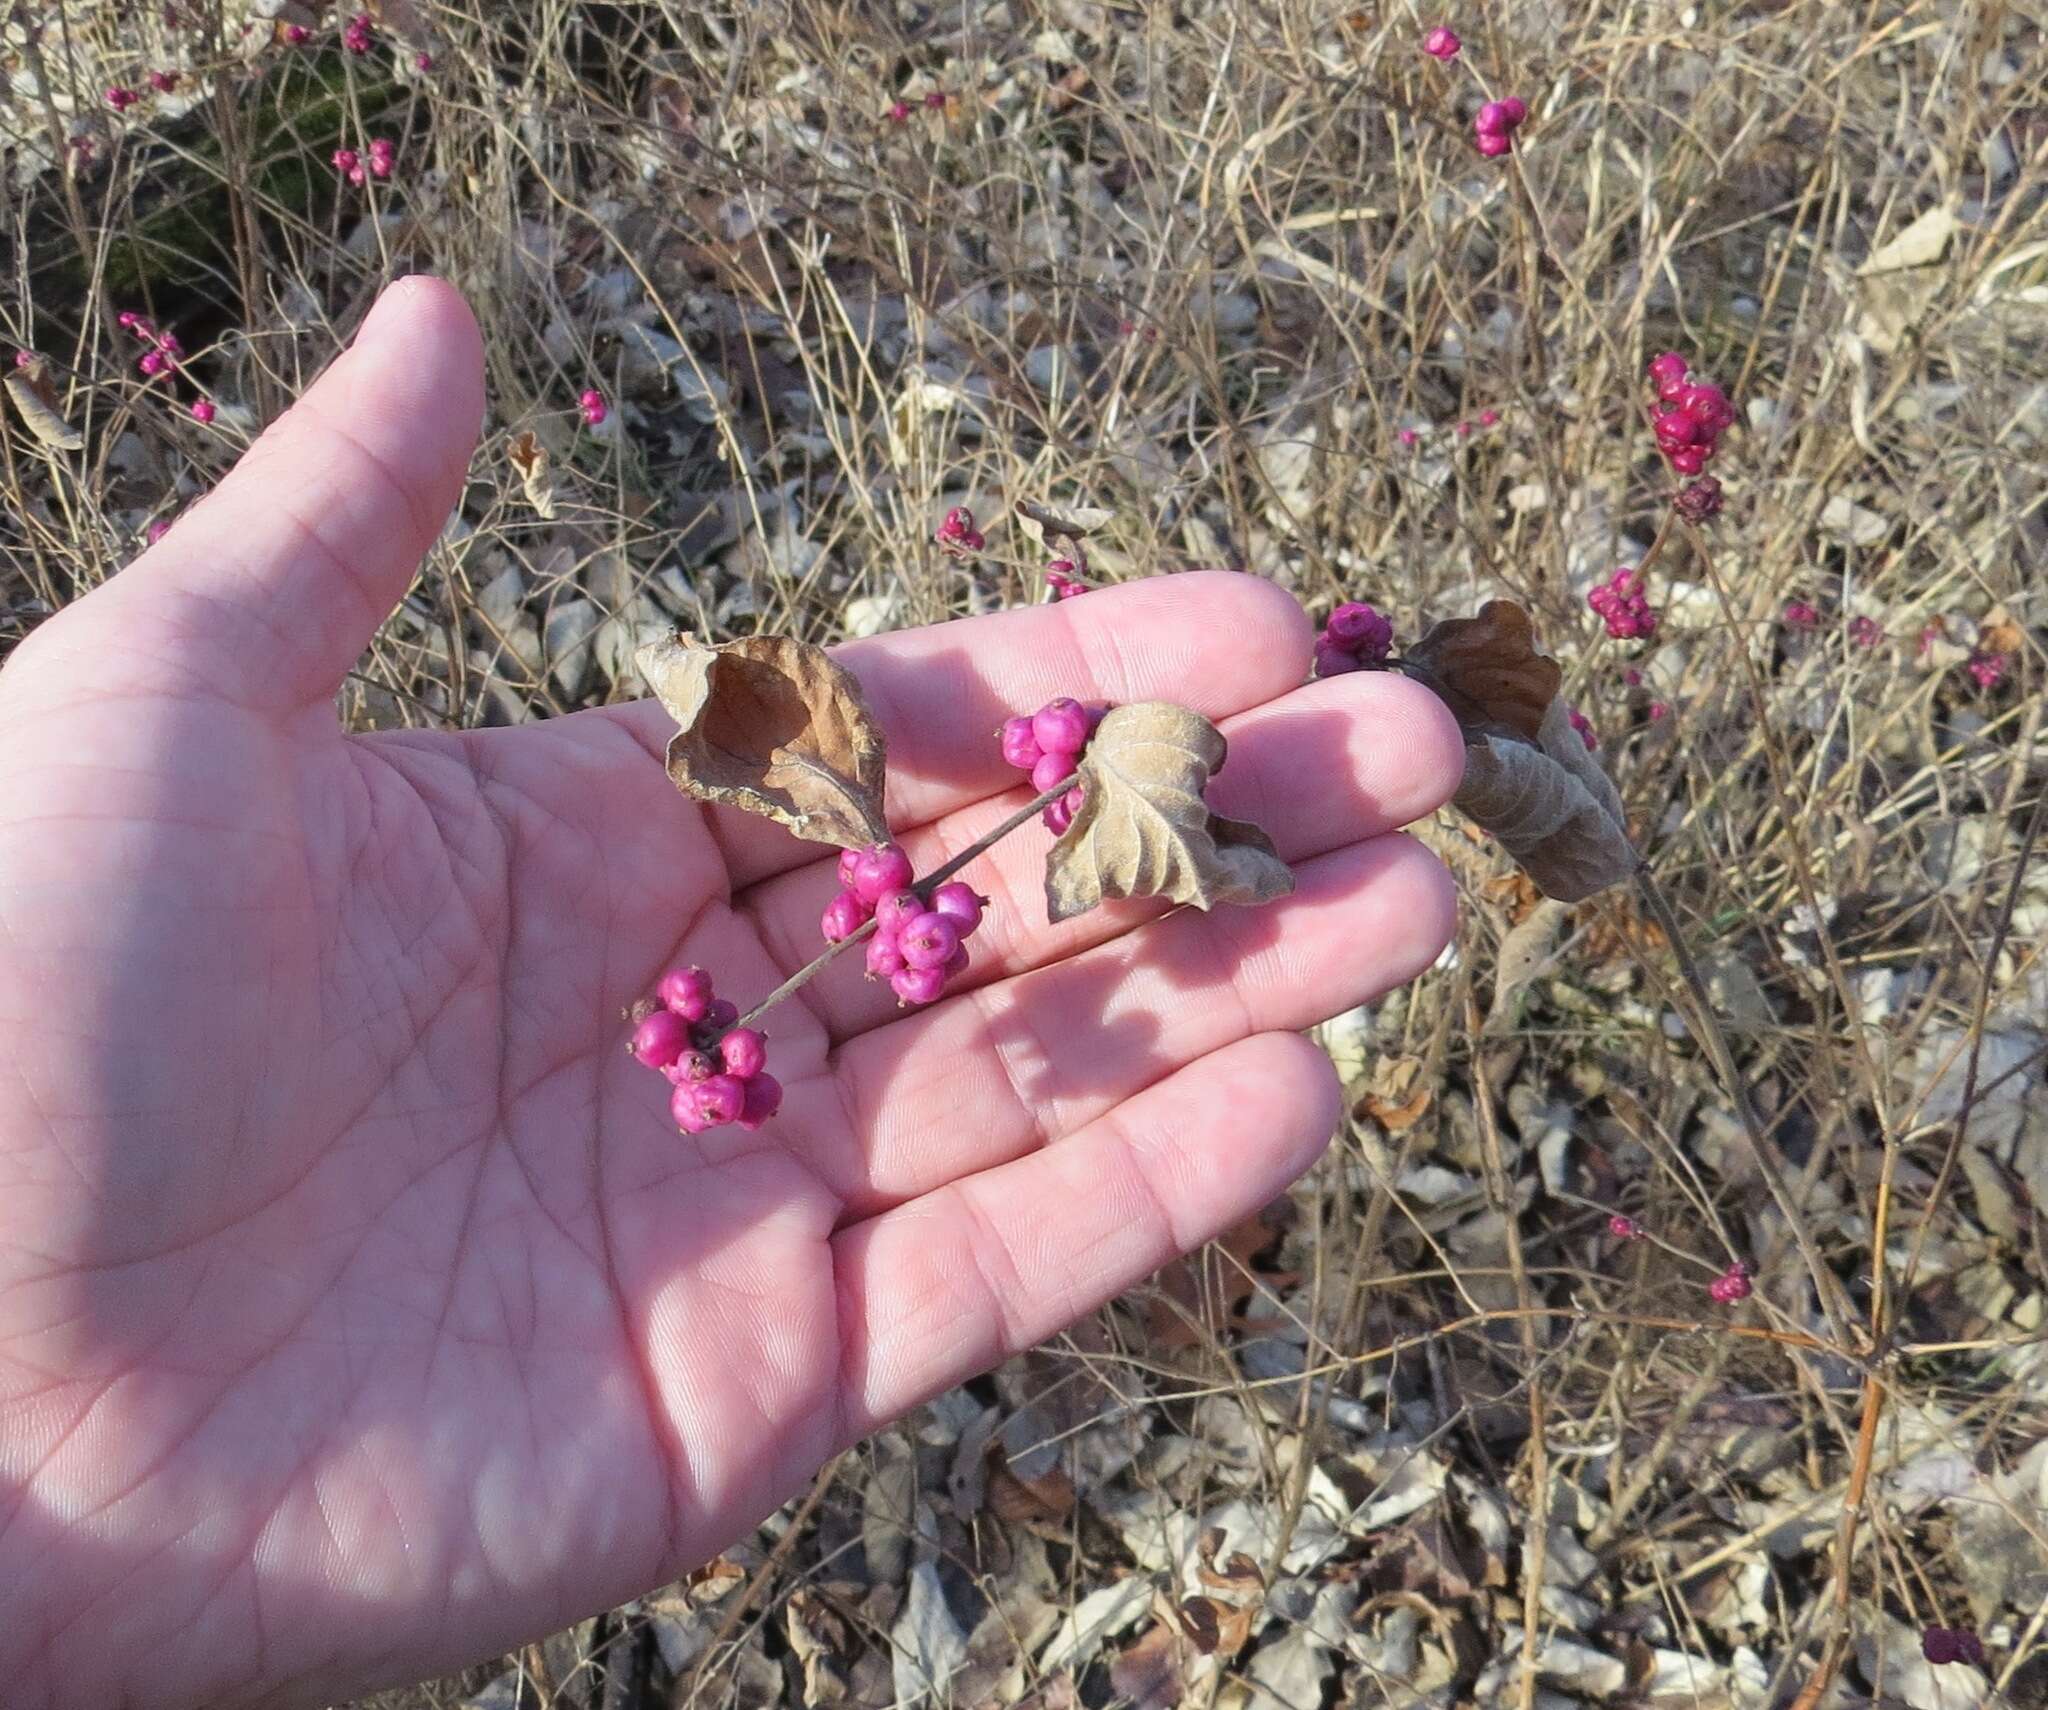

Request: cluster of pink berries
left=1423, top=26, right=1461, bottom=60
left=117, top=311, right=183, bottom=379
left=1569, top=707, right=1598, bottom=749
left=630, top=968, right=783, bottom=1134
left=1001, top=698, right=1097, bottom=833
left=1782, top=599, right=1819, bottom=630
left=886, top=91, right=950, bottom=122
left=1707, top=1260, right=1753, bottom=1304
left=332, top=137, right=396, bottom=185
left=1646, top=353, right=1735, bottom=476
left=1921, top=1627, right=1985, bottom=1668
left=1044, top=557, right=1088, bottom=599
left=105, top=86, right=140, bottom=111
left=1473, top=97, right=1528, bottom=157
left=820, top=843, right=985, bottom=1007
left=578, top=388, right=607, bottom=427
left=1848, top=615, right=1883, bottom=649
left=1967, top=650, right=2007, bottom=691
left=1313, top=601, right=1395, bottom=679
left=285, top=22, right=311, bottom=44
left=343, top=12, right=374, bottom=54
left=1397, top=408, right=1502, bottom=450
left=1588, top=567, right=1658, bottom=642
left=934, top=505, right=985, bottom=554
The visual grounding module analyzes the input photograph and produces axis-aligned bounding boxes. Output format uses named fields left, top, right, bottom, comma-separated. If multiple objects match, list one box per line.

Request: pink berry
left=1398, top=426, right=1418, bottom=448
left=190, top=398, right=216, bottom=424
left=1848, top=615, right=1882, bottom=649
left=887, top=100, right=911, bottom=122
left=1455, top=419, right=1471, bottom=437
left=693, top=1073, right=747, bottom=1126
left=578, top=387, right=608, bottom=426
left=1782, top=600, right=1820, bottom=630
left=850, top=843, right=914, bottom=904
left=1653, top=407, right=1697, bottom=446
left=149, top=70, right=178, bottom=93
left=1044, top=794, right=1076, bottom=835
left=670, top=1082, right=714, bottom=1134
left=1648, top=701, right=1669, bottom=721
left=1498, top=97, right=1528, bottom=126
left=929, top=882, right=984, bottom=936
left=666, top=1048, right=716, bottom=1085
left=1480, top=409, right=1500, bottom=427
left=1647, top=351, right=1689, bottom=388
left=866, top=935, right=906, bottom=978
left=872, top=889, right=924, bottom=940
left=1967, top=650, right=2007, bottom=691
left=1031, top=697, right=1091, bottom=757
left=1423, top=25, right=1460, bottom=59
left=899, top=912, right=961, bottom=971
left=701, top=999, right=739, bottom=1035
left=139, top=350, right=167, bottom=377
left=924, top=90, right=947, bottom=109
left=944, top=944, right=970, bottom=978
left=1000, top=715, right=1044, bottom=771
left=1667, top=446, right=1705, bottom=475
left=719, top=1027, right=768, bottom=1080
left=1474, top=131, right=1512, bottom=157
left=1678, top=382, right=1730, bottom=426
left=106, top=86, right=139, bottom=111
left=1030, top=751, right=1074, bottom=795
left=1673, top=476, right=1723, bottom=523
left=657, top=967, right=714, bottom=1020
left=1709, top=1262, right=1753, bottom=1303
left=333, top=147, right=360, bottom=174
left=837, top=847, right=863, bottom=887
left=1327, top=601, right=1394, bottom=661
left=414, top=51, right=434, bottom=71
left=285, top=23, right=310, bottom=42
left=821, top=889, right=870, bottom=943
left=1568, top=708, right=1597, bottom=750
left=1608, top=1214, right=1643, bottom=1240
left=1474, top=101, right=1509, bottom=135
left=1314, top=637, right=1362, bottom=678
left=631, top=1009, right=690, bottom=1070
left=736, top=1072, right=783, bottom=1131
left=891, top=966, right=946, bottom=1006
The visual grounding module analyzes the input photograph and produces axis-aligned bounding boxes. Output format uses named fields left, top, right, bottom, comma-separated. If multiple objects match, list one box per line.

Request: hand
left=0, top=279, right=1462, bottom=1709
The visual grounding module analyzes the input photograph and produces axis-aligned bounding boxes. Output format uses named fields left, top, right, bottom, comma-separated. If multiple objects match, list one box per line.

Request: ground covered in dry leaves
left=5, top=2, right=2047, bottom=1707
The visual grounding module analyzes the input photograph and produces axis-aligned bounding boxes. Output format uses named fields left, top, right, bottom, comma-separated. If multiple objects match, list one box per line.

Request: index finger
left=594, top=570, right=1315, bottom=889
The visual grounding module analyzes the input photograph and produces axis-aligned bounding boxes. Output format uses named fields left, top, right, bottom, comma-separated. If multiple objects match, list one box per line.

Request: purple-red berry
left=657, top=967, right=714, bottom=1020
left=631, top=1009, right=690, bottom=1070
left=1608, top=1214, right=1643, bottom=1240
left=191, top=398, right=216, bottom=424
left=1326, top=601, right=1393, bottom=662
left=850, top=842, right=914, bottom=905
left=667, top=1048, right=717, bottom=1085
left=671, top=1081, right=714, bottom=1133
left=1708, top=1262, right=1753, bottom=1303
left=1498, top=96, right=1528, bottom=126
left=737, top=1072, right=783, bottom=1130
left=872, top=889, right=924, bottom=940
left=693, top=1073, right=747, bottom=1126
left=1673, top=476, right=1723, bottom=523
left=891, top=966, right=946, bottom=1006
left=719, top=1027, right=768, bottom=1080
left=837, top=846, right=863, bottom=888
left=930, top=882, right=984, bottom=936
left=821, top=889, right=870, bottom=943
left=1474, top=131, right=1511, bottom=157
left=1031, top=697, right=1091, bottom=758
left=1030, top=751, right=1075, bottom=795
left=899, top=912, right=961, bottom=972
left=1423, top=26, right=1460, bottom=59
left=866, top=935, right=907, bottom=978
left=1000, top=715, right=1044, bottom=771
left=702, top=997, right=739, bottom=1032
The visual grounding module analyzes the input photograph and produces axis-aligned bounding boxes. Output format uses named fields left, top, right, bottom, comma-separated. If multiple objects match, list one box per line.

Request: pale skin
left=0, top=279, right=1464, bottom=1709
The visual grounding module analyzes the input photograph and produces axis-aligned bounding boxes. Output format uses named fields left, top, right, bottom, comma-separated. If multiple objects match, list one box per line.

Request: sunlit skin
left=0, top=279, right=1464, bottom=1709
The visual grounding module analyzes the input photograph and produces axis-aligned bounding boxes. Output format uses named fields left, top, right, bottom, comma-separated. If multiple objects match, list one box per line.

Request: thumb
left=114, top=276, right=485, bottom=717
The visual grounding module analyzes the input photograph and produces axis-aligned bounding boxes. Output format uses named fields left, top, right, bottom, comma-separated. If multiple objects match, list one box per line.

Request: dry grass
left=6, top=1, right=2048, bottom=1706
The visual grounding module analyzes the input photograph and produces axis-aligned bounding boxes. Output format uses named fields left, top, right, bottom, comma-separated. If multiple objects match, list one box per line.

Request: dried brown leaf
left=635, top=632, right=890, bottom=848
left=5, top=370, right=83, bottom=451
left=507, top=430, right=555, bottom=519
left=1456, top=698, right=1636, bottom=902
left=1045, top=702, right=1293, bottom=922
left=1405, top=600, right=1560, bottom=743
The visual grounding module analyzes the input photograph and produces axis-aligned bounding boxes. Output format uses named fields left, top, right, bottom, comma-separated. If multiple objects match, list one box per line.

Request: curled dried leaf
left=1045, top=702, right=1293, bottom=922
left=635, top=632, right=890, bottom=848
left=1456, top=699, right=1636, bottom=902
left=5, top=369, right=84, bottom=452
left=507, top=430, right=555, bottom=519
left=1405, top=600, right=1560, bottom=743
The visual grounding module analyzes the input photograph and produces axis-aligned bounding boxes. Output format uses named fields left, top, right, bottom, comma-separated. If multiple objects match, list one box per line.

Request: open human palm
left=0, top=280, right=1463, bottom=1709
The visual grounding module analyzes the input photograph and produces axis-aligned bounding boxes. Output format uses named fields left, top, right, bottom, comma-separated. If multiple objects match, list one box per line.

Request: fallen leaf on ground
left=636, top=632, right=891, bottom=847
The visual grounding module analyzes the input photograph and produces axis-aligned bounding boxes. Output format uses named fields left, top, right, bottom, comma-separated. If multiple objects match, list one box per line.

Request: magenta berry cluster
left=1473, top=96, right=1528, bottom=156
left=1967, top=650, right=2007, bottom=691
left=1646, top=353, right=1735, bottom=476
left=821, top=841, right=984, bottom=1007
left=1568, top=707, right=1598, bottom=750
left=118, top=311, right=186, bottom=386
left=1921, top=1627, right=1985, bottom=1668
left=1001, top=698, right=1096, bottom=833
left=191, top=398, right=216, bottom=424
left=578, top=388, right=607, bottom=427
left=1314, top=601, right=1394, bottom=678
left=1588, top=567, right=1658, bottom=642
left=1044, top=557, right=1088, bottom=600
left=342, top=11, right=374, bottom=53
left=1782, top=599, right=1819, bottom=630
left=630, top=967, right=783, bottom=1135
left=1423, top=26, right=1460, bottom=60
left=935, top=505, right=985, bottom=554
left=106, top=85, right=140, bottom=111
left=148, top=69, right=178, bottom=93
left=1848, top=615, right=1882, bottom=650
left=285, top=22, right=311, bottom=43
left=1707, top=1260, right=1752, bottom=1304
